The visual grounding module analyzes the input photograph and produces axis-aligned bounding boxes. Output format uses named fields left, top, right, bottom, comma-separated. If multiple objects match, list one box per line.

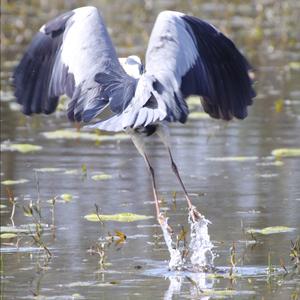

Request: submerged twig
left=34, top=170, right=41, bottom=208
left=6, top=187, right=16, bottom=226
left=89, top=242, right=107, bottom=268
left=94, top=204, right=104, bottom=227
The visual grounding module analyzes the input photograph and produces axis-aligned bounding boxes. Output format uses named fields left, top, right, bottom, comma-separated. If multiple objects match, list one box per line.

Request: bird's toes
left=189, top=205, right=202, bottom=223
left=158, top=213, right=174, bottom=234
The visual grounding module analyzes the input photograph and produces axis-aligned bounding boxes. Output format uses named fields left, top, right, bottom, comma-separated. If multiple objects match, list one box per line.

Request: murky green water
left=1, top=1, right=300, bottom=299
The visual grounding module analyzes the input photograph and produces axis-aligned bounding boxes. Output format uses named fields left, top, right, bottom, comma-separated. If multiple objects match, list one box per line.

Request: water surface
left=1, top=1, right=300, bottom=299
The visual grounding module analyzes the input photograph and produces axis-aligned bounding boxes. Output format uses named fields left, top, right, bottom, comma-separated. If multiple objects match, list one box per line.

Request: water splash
left=160, top=217, right=186, bottom=270
left=189, top=215, right=215, bottom=271
left=159, top=212, right=214, bottom=271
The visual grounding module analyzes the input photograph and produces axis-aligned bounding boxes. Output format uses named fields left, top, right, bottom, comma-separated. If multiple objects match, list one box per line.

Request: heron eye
left=139, top=64, right=145, bottom=74
left=143, top=93, right=158, bottom=109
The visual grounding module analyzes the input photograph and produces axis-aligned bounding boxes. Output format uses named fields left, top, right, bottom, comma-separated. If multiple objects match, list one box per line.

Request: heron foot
left=189, top=205, right=202, bottom=223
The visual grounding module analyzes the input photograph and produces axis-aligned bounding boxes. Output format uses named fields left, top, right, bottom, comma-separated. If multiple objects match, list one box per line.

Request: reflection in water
left=165, top=273, right=214, bottom=300
left=164, top=276, right=184, bottom=300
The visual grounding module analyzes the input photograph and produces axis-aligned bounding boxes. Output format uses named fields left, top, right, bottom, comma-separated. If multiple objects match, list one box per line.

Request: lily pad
left=247, top=226, right=296, bottom=235
left=0, top=233, right=17, bottom=239
left=84, top=212, right=153, bottom=222
left=42, top=129, right=129, bottom=142
left=1, top=142, right=42, bottom=153
left=1, top=179, right=29, bottom=185
left=64, top=169, right=80, bottom=175
left=271, top=148, right=300, bottom=158
left=289, top=61, right=300, bottom=70
left=60, top=193, right=73, bottom=202
left=91, top=174, right=112, bottom=181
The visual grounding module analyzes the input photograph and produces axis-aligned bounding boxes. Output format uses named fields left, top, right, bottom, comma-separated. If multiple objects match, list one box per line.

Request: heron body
left=13, top=6, right=255, bottom=223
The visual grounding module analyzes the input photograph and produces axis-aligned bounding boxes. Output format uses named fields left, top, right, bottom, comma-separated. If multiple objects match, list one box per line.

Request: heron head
left=119, top=55, right=143, bottom=79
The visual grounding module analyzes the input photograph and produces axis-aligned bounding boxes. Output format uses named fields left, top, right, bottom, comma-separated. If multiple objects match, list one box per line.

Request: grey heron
left=13, top=6, right=255, bottom=225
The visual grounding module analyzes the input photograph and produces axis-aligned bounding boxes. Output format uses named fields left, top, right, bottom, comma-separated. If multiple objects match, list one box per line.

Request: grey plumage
left=13, top=7, right=255, bottom=131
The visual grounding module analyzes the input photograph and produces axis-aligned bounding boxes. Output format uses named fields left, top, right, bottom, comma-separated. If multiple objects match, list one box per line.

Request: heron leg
left=143, top=154, right=160, bottom=217
left=156, top=124, right=201, bottom=222
left=167, top=148, right=201, bottom=222
left=129, top=130, right=169, bottom=227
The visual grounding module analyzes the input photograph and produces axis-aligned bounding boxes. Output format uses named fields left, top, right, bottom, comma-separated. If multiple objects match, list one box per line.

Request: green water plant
left=290, top=237, right=300, bottom=272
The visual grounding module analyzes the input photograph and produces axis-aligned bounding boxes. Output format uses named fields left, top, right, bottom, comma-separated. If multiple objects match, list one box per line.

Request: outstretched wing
left=13, top=6, right=137, bottom=123
left=144, top=11, right=255, bottom=122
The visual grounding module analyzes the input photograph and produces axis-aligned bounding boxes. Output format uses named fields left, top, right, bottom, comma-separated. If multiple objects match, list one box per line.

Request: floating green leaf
left=1, top=179, right=29, bottom=185
left=289, top=61, right=300, bottom=70
left=61, top=193, right=73, bottom=202
left=84, top=212, right=153, bottom=222
left=0, top=233, right=17, bottom=239
left=64, top=169, right=80, bottom=175
left=247, top=226, right=296, bottom=235
left=0, top=204, right=7, bottom=209
left=91, top=173, right=112, bottom=181
left=1, top=142, right=42, bottom=153
left=271, top=148, right=300, bottom=158
left=42, top=129, right=129, bottom=142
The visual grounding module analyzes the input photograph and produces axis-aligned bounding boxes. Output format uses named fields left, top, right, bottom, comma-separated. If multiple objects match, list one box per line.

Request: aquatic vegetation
left=0, top=142, right=42, bottom=153
left=1, top=179, right=29, bottom=185
left=290, top=237, right=300, bottom=271
left=64, top=169, right=80, bottom=175
left=91, top=173, right=113, bottom=181
left=88, top=242, right=108, bottom=268
left=42, top=129, right=129, bottom=142
left=84, top=212, right=153, bottom=222
left=23, top=204, right=52, bottom=258
left=247, top=226, right=296, bottom=235
left=60, top=193, right=73, bottom=202
left=0, top=233, right=17, bottom=239
left=271, top=148, right=300, bottom=158
left=6, top=187, right=16, bottom=226
left=113, top=230, right=127, bottom=246
left=289, top=61, right=300, bottom=70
